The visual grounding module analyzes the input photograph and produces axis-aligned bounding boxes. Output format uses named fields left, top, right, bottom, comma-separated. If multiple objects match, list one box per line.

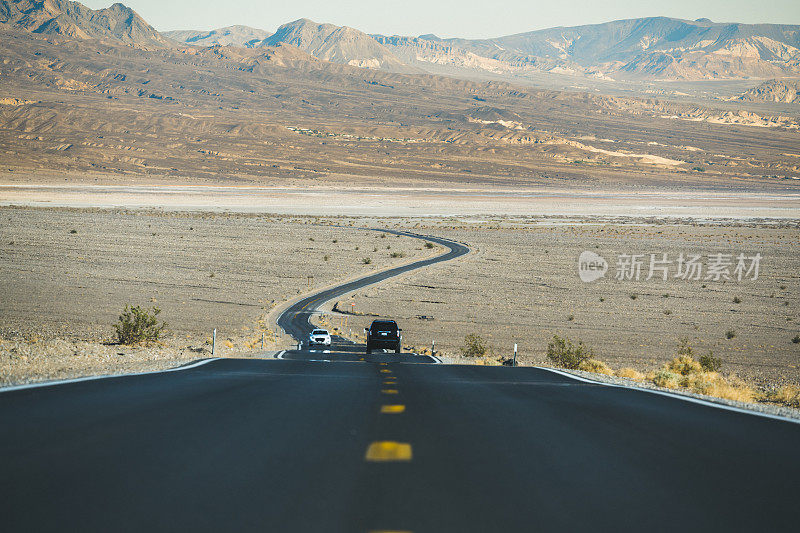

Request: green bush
left=362, top=257, right=372, bottom=264
left=424, top=242, right=435, bottom=249
left=546, top=335, right=593, bottom=369
left=699, top=351, right=723, bottom=372
left=115, top=305, right=167, bottom=345
left=460, top=333, right=487, bottom=358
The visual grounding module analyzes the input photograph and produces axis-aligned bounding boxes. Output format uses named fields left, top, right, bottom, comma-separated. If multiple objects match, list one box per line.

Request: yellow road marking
left=379, top=362, right=388, bottom=366
left=381, top=404, right=405, bottom=414
left=365, top=441, right=412, bottom=462
left=382, top=389, right=398, bottom=394
left=380, top=369, right=391, bottom=373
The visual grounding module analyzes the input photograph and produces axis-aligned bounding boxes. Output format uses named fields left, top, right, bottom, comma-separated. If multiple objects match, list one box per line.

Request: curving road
left=1, top=230, right=799, bottom=532
left=276, top=228, right=469, bottom=354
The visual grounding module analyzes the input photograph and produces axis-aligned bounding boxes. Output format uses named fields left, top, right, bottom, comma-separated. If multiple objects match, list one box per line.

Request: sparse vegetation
left=69, top=229, right=77, bottom=234
left=362, top=257, right=372, bottom=264
left=115, top=305, right=167, bottom=345
left=390, top=251, right=405, bottom=258
left=616, top=367, right=644, bottom=380
left=546, top=335, right=593, bottom=369
left=424, top=242, right=435, bottom=249
left=567, top=314, right=574, bottom=321
left=699, top=351, right=723, bottom=372
left=766, top=385, right=800, bottom=408
left=733, top=296, right=742, bottom=304
left=663, top=309, right=672, bottom=315
left=460, top=333, right=487, bottom=358
left=323, top=254, right=329, bottom=261
left=578, top=358, right=613, bottom=375
left=629, top=293, right=638, bottom=300
left=725, top=329, right=736, bottom=339
left=792, top=335, right=800, bottom=344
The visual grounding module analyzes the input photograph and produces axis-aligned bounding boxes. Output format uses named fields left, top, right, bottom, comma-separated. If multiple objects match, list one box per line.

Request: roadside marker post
left=261, top=333, right=264, bottom=350
left=513, top=343, right=518, bottom=367
left=432, top=339, right=435, bottom=356
left=212, top=328, right=216, bottom=356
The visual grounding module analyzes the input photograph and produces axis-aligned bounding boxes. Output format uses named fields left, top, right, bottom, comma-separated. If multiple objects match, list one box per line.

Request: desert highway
left=1, top=232, right=799, bottom=532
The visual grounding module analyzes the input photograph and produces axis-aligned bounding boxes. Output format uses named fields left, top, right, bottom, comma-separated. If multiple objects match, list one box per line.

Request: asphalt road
left=2, top=230, right=799, bottom=532
left=277, top=228, right=469, bottom=345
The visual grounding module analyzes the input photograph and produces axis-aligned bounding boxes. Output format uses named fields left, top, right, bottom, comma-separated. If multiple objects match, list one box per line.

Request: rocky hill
left=376, top=17, right=800, bottom=80
left=259, top=18, right=419, bottom=74
left=0, top=0, right=170, bottom=47
left=734, top=79, right=800, bottom=103
left=163, top=25, right=271, bottom=48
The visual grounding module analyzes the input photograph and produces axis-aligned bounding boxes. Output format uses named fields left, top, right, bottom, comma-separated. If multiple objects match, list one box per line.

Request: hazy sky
left=83, top=0, right=800, bottom=38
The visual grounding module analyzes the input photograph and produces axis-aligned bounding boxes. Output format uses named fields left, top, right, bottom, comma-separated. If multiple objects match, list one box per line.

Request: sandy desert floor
left=333, top=219, right=800, bottom=387
left=0, top=207, right=435, bottom=384
left=2, top=205, right=798, bottom=389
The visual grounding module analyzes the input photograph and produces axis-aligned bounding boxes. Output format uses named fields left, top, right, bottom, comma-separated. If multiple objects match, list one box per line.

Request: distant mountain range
left=3, top=1, right=800, bottom=81
left=163, top=25, right=270, bottom=48
left=0, top=0, right=170, bottom=47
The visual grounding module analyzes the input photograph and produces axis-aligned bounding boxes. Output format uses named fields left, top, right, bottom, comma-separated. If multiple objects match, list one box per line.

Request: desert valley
left=0, top=0, right=798, bottom=404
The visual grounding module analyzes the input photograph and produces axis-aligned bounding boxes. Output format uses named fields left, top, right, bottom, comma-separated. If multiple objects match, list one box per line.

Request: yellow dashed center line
left=380, top=369, right=391, bottom=373
left=365, top=441, right=412, bottom=462
left=382, top=389, right=398, bottom=394
left=381, top=404, right=405, bottom=414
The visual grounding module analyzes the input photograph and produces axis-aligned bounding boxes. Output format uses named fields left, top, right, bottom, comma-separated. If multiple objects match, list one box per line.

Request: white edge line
left=538, top=366, right=800, bottom=426
left=0, top=358, right=222, bottom=394
left=274, top=350, right=287, bottom=360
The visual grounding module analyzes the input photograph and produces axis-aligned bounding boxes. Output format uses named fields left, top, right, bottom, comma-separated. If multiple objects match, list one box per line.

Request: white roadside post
left=432, top=339, right=435, bottom=357
left=212, top=328, right=216, bottom=356
left=513, top=343, right=518, bottom=367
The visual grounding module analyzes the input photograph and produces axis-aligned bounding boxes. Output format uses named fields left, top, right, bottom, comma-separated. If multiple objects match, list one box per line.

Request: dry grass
left=766, top=385, right=800, bottom=408
left=616, top=367, right=645, bottom=380
left=578, top=358, right=614, bottom=376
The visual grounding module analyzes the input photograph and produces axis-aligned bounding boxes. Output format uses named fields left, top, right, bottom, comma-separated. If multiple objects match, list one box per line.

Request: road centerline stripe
left=365, top=441, right=412, bottom=461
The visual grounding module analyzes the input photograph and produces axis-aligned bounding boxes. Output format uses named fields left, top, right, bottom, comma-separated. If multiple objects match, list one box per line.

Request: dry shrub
left=616, top=367, right=644, bottom=380
left=115, top=305, right=167, bottom=345
left=546, top=335, right=593, bottom=369
left=665, top=355, right=703, bottom=376
left=767, top=385, right=800, bottom=408
left=460, top=334, right=487, bottom=358
left=649, top=339, right=755, bottom=402
left=578, top=358, right=614, bottom=376
left=651, top=369, right=681, bottom=389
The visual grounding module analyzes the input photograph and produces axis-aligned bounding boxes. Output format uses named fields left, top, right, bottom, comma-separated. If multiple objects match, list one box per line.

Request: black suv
left=365, top=320, right=402, bottom=353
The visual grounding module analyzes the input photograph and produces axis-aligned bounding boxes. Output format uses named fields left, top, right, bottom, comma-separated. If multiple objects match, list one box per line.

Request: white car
left=308, top=329, right=332, bottom=347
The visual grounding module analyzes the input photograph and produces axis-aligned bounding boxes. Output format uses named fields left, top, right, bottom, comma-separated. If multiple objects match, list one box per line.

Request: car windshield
left=312, top=330, right=327, bottom=335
